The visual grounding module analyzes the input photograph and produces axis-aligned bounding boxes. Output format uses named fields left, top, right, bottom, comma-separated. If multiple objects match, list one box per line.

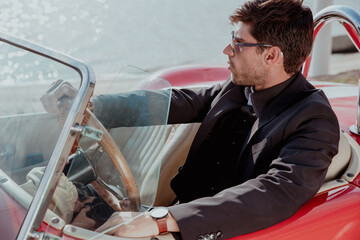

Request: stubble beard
left=231, top=67, right=268, bottom=88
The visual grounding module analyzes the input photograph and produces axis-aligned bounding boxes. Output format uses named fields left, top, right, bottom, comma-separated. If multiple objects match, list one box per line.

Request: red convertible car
left=1, top=4, right=360, bottom=240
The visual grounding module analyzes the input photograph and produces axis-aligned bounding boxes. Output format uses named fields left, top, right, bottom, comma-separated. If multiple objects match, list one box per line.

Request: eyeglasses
left=230, top=31, right=273, bottom=52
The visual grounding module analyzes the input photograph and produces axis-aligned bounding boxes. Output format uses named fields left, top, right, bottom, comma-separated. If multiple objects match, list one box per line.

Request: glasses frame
left=231, top=31, right=273, bottom=51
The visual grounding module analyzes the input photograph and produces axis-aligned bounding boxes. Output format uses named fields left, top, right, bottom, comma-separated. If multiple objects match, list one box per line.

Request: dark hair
left=230, top=0, right=313, bottom=75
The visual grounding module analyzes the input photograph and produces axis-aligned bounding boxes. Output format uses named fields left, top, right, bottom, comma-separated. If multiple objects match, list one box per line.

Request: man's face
left=223, top=22, right=269, bottom=88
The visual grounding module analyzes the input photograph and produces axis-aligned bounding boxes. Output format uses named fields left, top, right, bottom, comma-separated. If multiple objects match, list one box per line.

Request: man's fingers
left=62, top=83, right=77, bottom=98
left=95, top=212, right=130, bottom=233
left=46, top=79, right=64, bottom=93
left=41, top=80, right=77, bottom=114
left=95, top=214, right=120, bottom=233
left=40, top=94, right=52, bottom=113
left=52, top=81, right=77, bottom=100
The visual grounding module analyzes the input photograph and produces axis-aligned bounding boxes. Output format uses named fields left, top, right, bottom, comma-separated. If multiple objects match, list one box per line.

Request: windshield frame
left=0, top=32, right=96, bottom=239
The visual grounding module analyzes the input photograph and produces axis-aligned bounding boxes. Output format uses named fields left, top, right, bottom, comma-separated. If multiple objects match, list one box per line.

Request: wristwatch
left=150, top=207, right=169, bottom=234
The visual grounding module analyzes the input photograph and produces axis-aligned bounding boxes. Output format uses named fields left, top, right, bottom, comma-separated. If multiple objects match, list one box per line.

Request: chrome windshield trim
left=0, top=33, right=95, bottom=240
left=301, top=5, right=360, bottom=134
left=303, top=5, right=360, bottom=77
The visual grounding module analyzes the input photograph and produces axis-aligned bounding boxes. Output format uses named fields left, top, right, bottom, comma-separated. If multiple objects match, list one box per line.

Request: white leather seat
left=105, top=125, right=352, bottom=206
left=154, top=127, right=353, bottom=204
left=324, top=131, right=351, bottom=182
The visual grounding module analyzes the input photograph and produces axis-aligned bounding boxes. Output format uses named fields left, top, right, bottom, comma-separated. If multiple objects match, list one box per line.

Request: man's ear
left=263, top=46, right=282, bottom=65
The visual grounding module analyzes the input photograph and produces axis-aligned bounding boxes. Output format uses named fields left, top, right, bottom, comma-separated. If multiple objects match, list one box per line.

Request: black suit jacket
left=167, top=72, right=339, bottom=240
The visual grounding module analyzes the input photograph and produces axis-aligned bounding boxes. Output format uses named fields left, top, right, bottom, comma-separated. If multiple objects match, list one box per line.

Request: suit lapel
left=187, top=82, right=246, bottom=157
left=238, top=73, right=313, bottom=160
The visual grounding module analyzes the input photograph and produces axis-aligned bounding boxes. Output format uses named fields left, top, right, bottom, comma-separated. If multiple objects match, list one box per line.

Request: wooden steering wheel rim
left=84, top=108, right=141, bottom=211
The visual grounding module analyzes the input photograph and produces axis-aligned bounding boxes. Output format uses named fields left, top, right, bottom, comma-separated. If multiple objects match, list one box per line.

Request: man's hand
left=40, top=79, right=77, bottom=126
left=96, top=212, right=157, bottom=237
left=96, top=211, right=180, bottom=237
left=41, top=79, right=77, bottom=114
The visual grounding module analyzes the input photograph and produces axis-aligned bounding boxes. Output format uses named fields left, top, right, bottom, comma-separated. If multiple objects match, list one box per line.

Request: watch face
left=151, top=207, right=169, bottom=219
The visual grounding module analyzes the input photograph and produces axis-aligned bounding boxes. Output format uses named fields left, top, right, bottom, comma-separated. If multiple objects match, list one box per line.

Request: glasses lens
left=230, top=31, right=235, bottom=51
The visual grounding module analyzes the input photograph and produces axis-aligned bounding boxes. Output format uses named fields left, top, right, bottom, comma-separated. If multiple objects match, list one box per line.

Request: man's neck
left=254, top=70, right=292, bottom=91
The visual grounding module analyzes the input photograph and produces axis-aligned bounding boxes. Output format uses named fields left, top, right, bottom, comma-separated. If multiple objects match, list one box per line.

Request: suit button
left=216, top=231, right=223, bottom=238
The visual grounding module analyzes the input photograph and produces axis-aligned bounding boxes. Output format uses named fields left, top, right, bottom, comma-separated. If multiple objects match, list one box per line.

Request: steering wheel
left=84, top=108, right=141, bottom=212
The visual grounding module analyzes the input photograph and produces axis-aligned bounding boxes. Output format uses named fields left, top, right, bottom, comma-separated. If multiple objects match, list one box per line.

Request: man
left=42, top=0, right=340, bottom=239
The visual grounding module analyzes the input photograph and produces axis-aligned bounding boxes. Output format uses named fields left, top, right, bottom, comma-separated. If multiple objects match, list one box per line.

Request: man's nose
left=223, top=43, right=234, bottom=57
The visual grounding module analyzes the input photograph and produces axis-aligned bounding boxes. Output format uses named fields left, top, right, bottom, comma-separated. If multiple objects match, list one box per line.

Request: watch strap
left=156, top=217, right=168, bottom=234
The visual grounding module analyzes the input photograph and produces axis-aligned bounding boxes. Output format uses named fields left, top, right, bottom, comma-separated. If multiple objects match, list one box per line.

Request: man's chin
left=231, top=74, right=242, bottom=85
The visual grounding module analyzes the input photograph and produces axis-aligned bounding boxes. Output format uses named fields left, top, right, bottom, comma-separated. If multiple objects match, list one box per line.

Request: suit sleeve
left=168, top=100, right=340, bottom=240
left=91, top=80, right=226, bottom=128
left=92, top=89, right=171, bottom=128
left=167, top=82, right=225, bottom=124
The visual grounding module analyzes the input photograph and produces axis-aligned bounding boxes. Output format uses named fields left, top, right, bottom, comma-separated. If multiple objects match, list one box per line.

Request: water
left=1, top=0, right=359, bottom=82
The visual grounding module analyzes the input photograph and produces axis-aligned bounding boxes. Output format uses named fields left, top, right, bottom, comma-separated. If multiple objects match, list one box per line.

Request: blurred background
left=0, top=0, right=359, bottom=83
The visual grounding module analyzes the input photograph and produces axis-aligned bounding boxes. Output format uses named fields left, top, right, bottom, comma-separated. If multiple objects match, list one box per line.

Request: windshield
left=0, top=38, right=172, bottom=239
left=0, top=40, right=83, bottom=239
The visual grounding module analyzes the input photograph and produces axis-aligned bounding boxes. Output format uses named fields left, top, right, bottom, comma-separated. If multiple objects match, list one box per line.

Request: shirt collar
left=244, top=86, right=254, bottom=106
left=245, top=73, right=297, bottom=117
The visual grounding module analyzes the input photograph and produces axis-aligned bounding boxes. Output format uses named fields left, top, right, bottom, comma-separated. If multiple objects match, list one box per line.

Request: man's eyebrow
left=234, top=36, right=246, bottom=42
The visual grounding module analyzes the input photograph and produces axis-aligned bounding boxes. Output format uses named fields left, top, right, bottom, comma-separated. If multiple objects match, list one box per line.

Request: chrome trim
left=0, top=33, right=96, bottom=239
left=70, top=125, right=104, bottom=142
left=302, top=5, right=360, bottom=134
left=354, top=79, right=360, bottom=135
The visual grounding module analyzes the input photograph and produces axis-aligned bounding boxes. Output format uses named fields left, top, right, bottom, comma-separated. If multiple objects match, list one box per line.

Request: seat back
left=155, top=127, right=354, bottom=203
left=324, top=131, right=351, bottom=182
